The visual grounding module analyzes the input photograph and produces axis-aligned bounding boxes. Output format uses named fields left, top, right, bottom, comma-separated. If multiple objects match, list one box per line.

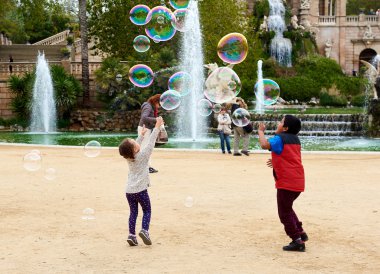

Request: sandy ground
left=0, top=145, right=380, bottom=274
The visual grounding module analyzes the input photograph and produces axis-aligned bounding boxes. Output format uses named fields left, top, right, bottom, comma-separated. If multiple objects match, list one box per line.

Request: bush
left=319, top=92, right=348, bottom=107
left=272, top=76, right=320, bottom=101
left=351, top=95, right=365, bottom=107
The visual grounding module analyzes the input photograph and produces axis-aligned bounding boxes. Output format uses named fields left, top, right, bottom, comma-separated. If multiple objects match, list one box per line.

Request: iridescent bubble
left=254, top=79, right=281, bottom=106
left=30, top=149, right=41, bottom=155
left=82, top=208, right=95, bottom=220
left=169, top=0, right=190, bottom=9
left=130, top=5, right=150, bottom=26
left=145, top=6, right=176, bottom=42
left=133, top=35, right=150, bottom=53
left=204, top=67, right=241, bottom=104
left=128, top=64, right=154, bottom=88
left=44, top=168, right=57, bottom=181
left=184, top=196, right=194, bottom=208
left=23, top=152, right=41, bottom=171
left=197, top=99, right=213, bottom=117
left=172, top=9, right=193, bottom=32
left=231, top=108, right=251, bottom=127
left=168, top=71, right=192, bottom=97
left=217, top=33, right=249, bottom=64
left=160, top=90, right=181, bottom=111
left=84, top=140, right=101, bottom=158
left=213, top=104, right=222, bottom=113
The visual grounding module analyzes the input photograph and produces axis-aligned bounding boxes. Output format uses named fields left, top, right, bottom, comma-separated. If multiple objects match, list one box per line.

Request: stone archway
left=359, top=48, right=378, bottom=70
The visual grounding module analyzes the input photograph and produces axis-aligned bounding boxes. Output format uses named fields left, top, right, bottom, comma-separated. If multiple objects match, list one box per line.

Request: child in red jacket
left=258, top=115, right=308, bottom=252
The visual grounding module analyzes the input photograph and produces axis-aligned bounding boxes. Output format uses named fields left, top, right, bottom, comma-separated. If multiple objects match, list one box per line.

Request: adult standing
left=138, top=94, right=161, bottom=173
left=231, top=97, right=250, bottom=156
left=9, top=55, right=13, bottom=74
left=217, top=107, right=232, bottom=154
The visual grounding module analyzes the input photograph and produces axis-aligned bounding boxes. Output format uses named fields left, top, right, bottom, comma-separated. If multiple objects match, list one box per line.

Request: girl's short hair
left=119, top=138, right=136, bottom=160
left=147, top=94, right=161, bottom=105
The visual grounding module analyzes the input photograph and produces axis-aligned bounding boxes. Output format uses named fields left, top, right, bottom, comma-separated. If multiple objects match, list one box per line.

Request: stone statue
left=324, top=39, right=333, bottom=58
left=360, top=60, right=379, bottom=99
left=300, top=0, right=311, bottom=9
left=291, top=15, right=304, bottom=30
left=259, top=16, right=268, bottom=32
left=363, top=24, right=375, bottom=40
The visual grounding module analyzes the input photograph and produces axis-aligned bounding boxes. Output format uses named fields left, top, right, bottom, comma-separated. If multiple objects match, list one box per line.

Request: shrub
left=351, top=95, right=365, bottom=107
left=272, top=76, right=320, bottom=101
left=319, top=92, right=348, bottom=107
left=8, top=73, right=34, bottom=119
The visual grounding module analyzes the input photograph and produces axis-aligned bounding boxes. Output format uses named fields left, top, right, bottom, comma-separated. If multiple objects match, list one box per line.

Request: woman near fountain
left=138, top=94, right=161, bottom=173
left=258, top=115, right=308, bottom=252
left=217, top=107, right=232, bottom=154
left=230, top=98, right=250, bottom=156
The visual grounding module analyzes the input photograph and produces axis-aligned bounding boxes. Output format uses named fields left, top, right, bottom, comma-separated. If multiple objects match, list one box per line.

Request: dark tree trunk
left=79, top=0, right=90, bottom=107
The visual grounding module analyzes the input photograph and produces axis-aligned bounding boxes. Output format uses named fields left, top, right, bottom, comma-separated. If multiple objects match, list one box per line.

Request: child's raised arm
left=136, top=125, right=148, bottom=145
left=140, top=117, right=164, bottom=157
left=258, top=122, right=271, bottom=150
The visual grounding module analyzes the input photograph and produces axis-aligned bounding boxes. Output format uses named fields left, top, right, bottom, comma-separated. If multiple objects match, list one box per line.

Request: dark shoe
left=139, top=229, right=152, bottom=245
left=233, top=153, right=242, bottom=156
left=283, top=240, right=305, bottom=252
left=222, top=151, right=225, bottom=154
left=301, top=232, right=309, bottom=242
left=127, top=235, right=138, bottom=246
left=241, top=150, right=249, bottom=156
left=228, top=151, right=232, bottom=154
left=149, top=167, right=158, bottom=173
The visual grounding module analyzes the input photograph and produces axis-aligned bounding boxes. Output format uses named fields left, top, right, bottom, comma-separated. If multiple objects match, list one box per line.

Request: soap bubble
left=44, top=168, right=57, bottom=181
left=204, top=67, right=241, bottom=104
left=82, top=208, right=95, bottom=220
left=197, top=99, right=213, bottom=117
left=168, top=71, right=192, bottom=97
left=128, top=64, right=154, bottom=88
left=213, top=104, right=222, bottom=113
left=172, top=9, right=193, bottom=32
left=130, top=4, right=150, bottom=25
left=254, top=79, right=281, bottom=106
left=30, top=149, right=41, bottom=155
left=231, top=108, right=251, bottom=127
left=160, top=90, right=182, bottom=111
left=184, top=196, right=194, bottom=208
left=23, top=152, right=42, bottom=171
left=84, top=140, right=101, bottom=158
left=145, top=6, right=176, bottom=42
left=217, top=33, right=248, bottom=64
left=133, top=35, right=150, bottom=53
left=169, top=0, right=190, bottom=9
left=152, top=35, right=161, bottom=43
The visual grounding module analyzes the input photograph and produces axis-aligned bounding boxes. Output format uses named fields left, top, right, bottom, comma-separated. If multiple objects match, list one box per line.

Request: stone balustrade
left=0, top=61, right=61, bottom=78
left=70, top=62, right=102, bottom=77
left=320, top=15, right=379, bottom=26
left=33, top=30, right=70, bottom=45
left=318, top=16, right=336, bottom=25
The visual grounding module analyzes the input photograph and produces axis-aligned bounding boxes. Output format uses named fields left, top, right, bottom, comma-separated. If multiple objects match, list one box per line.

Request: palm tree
left=79, top=0, right=90, bottom=107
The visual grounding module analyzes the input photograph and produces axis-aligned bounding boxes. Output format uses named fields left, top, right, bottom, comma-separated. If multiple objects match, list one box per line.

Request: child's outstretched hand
left=141, top=124, right=148, bottom=136
left=258, top=122, right=266, bottom=132
left=155, top=117, right=164, bottom=128
left=266, top=159, right=273, bottom=168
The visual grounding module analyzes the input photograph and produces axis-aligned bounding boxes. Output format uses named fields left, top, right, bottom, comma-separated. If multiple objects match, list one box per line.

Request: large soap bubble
left=84, top=140, right=101, bottom=158
left=130, top=5, right=150, bottom=25
left=231, top=108, right=251, bottom=127
left=160, top=90, right=181, bottom=110
left=172, top=9, right=193, bottom=32
left=129, top=64, right=154, bottom=88
left=197, top=99, right=213, bottom=117
left=217, top=33, right=248, bottom=64
left=133, top=35, right=150, bottom=53
left=254, top=79, right=280, bottom=106
left=145, top=6, right=176, bottom=42
left=23, top=152, right=42, bottom=171
left=168, top=71, right=192, bottom=97
left=169, top=0, right=190, bottom=9
left=204, top=67, right=241, bottom=104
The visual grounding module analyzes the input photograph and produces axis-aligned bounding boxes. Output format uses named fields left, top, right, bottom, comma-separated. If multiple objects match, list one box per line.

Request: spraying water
left=268, top=0, right=292, bottom=67
left=30, top=52, right=57, bottom=132
left=255, top=60, right=265, bottom=114
left=176, top=0, right=207, bottom=140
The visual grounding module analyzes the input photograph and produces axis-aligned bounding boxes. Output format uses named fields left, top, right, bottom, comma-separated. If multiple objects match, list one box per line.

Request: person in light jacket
left=217, top=107, right=232, bottom=154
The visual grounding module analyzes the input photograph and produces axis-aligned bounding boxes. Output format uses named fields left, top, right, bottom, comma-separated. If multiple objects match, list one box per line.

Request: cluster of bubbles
left=254, top=79, right=280, bottom=106
left=23, top=149, right=57, bottom=181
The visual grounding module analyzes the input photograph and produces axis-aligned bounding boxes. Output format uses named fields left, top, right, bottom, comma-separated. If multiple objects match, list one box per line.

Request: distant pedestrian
left=217, top=107, right=232, bottom=154
left=9, top=55, right=13, bottom=74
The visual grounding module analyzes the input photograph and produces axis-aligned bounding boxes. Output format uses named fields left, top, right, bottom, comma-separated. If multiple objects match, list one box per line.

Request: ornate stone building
left=287, top=0, right=380, bottom=74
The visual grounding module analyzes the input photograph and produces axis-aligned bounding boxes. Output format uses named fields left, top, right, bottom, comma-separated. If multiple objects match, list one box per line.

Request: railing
left=366, top=15, right=379, bottom=22
left=70, top=62, right=102, bottom=76
left=318, top=16, right=336, bottom=25
left=33, top=30, right=70, bottom=46
left=346, top=16, right=359, bottom=23
left=0, top=61, right=60, bottom=78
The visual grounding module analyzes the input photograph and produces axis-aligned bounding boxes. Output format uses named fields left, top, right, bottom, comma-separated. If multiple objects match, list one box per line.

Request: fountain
left=268, top=0, right=292, bottom=67
left=255, top=60, right=265, bottom=114
left=176, top=0, right=207, bottom=140
left=30, top=52, right=57, bottom=132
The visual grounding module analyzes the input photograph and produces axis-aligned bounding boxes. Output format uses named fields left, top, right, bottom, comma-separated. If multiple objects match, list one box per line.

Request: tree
left=79, top=0, right=90, bottom=107
left=0, top=0, right=28, bottom=43
left=346, top=0, right=379, bottom=15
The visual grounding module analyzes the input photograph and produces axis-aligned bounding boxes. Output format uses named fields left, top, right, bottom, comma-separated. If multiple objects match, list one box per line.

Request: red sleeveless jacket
left=271, top=133, right=305, bottom=192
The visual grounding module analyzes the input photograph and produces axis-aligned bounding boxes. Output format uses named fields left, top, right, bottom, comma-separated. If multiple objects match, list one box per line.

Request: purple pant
left=126, top=190, right=151, bottom=235
left=277, top=189, right=304, bottom=241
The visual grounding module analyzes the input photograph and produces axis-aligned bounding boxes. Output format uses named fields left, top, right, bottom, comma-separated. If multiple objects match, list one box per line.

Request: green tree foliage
left=346, top=0, right=379, bottom=15
left=8, top=73, right=33, bottom=119
left=0, top=0, right=28, bottom=43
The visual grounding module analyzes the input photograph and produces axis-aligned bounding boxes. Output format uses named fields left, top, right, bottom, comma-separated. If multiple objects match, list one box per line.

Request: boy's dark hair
left=284, top=115, right=301, bottom=135
left=119, top=138, right=135, bottom=160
